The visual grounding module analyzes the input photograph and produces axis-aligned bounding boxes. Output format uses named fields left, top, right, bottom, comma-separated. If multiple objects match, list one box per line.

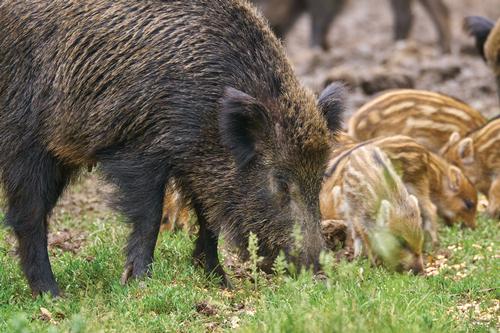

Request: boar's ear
left=219, top=87, right=271, bottom=168
left=457, top=138, right=474, bottom=165
left=447, top=165, right=463, bottom=192
left=317, top=82, right=346, bottom=133
left=463, top=16, right=494, bottom=60
left=376, top=200, right=391, bottom=227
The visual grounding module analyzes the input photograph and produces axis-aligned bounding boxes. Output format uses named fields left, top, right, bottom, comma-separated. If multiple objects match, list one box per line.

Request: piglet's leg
left=487, top=178, right=500, bottom=219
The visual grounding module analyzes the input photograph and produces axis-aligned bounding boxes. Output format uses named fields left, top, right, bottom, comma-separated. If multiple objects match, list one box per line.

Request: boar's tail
left=463, top=16, right=495, bottom=60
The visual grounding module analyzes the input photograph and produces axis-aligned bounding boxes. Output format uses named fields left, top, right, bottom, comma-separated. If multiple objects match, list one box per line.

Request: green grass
left=0, top=210, right=498, bottom=332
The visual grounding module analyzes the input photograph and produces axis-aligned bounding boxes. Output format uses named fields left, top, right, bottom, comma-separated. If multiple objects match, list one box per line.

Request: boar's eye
left=276, top=176, right=290, bottom=195
left=269, top=173, right=291, bottom=202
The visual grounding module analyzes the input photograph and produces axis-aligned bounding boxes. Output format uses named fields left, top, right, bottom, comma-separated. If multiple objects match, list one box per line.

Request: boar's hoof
left=120, top=262, right=151, bottom=285
left=206, top=265, right=233, bottom=289
left=192, top=251, right=205, bottom=268
left=223, top=275, right=234, bottom=289
left=218, top=273, right=233, bottom=290
left=31, top=285, right=60, bottom=298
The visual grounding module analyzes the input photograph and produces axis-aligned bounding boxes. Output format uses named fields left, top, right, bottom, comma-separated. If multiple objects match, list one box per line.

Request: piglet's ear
left=447, top=165, right=463, bottom=193
left=448, top=132, right=461, bottom=145
left=409, top=195, right=421, bottom=219
left=457, top=138, right=474, bottom=165
left=317, top=82, right=346, bottom=133
left=440, top=132, right=461, bottom=155
left=219, top=87, right=271, bottom=168
left=376, top=200, right=391, bottom=227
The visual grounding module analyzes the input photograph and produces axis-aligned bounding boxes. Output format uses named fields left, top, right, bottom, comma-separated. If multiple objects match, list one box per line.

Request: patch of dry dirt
left=51, top=172, right=112, bottom=222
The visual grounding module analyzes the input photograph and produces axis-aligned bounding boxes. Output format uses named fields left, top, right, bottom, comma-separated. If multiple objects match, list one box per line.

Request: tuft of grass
left=0, top=209, right=498, bottom=332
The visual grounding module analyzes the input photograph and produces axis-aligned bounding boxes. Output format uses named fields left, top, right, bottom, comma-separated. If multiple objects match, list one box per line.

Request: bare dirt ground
left=51, top=0, right=500, bottom=222
left=286, top=0, right=500, bottom=120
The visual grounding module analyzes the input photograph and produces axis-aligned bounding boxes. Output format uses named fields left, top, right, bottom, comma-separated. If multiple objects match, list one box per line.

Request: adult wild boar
left=0, top=0, right=343, bottom=296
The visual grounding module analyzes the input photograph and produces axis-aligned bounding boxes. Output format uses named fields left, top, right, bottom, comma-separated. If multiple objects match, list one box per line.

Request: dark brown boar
left=252, top=0, right=451, bottom=52
left=0, top=0, right=344, bottom=296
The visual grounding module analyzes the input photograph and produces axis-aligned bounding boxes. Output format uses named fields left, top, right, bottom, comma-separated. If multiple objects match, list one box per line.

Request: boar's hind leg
left=100, top=157, right=168, bottom=284
left=418, top=0, right=451, bottom=53
left=192, top=203, right=231, bottom=288
left=2, top=147, right=75, bottom=297
left=389, top=0, right=414, bottom=41
left=271, top=0, right=306, bottom=40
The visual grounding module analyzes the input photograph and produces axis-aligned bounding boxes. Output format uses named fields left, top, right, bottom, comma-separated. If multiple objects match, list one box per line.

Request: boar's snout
left=286, top=215, right=326, bottom=273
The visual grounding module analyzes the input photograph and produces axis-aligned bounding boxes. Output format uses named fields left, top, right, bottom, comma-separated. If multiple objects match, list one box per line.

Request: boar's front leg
left=100, top=155, right=167, bottom=284
left=192, top=202, right=231, bottom=288
left=2, top=146, right=75, bottom=297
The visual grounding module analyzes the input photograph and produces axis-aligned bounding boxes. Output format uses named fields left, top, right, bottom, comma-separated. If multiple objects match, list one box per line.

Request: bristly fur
left=321, top=145, right=424, bottom=273
left=0, top=0, right=341, bottom=295
left=348, top=89, right=486, bottom=154
left=322, top=133, right=478, bottom=247
left=442, top=118, right=500, bottom=218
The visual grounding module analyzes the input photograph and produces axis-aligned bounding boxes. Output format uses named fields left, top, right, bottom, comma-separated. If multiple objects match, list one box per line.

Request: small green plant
left=272, top=251, right=288, bottom=278
left=247, top=232, right=263, bottom=290
left=0, top=205, right=497, bottom=332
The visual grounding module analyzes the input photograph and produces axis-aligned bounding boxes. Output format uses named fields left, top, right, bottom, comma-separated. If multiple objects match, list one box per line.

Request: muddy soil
left=51, top=0, right=499, bottom=220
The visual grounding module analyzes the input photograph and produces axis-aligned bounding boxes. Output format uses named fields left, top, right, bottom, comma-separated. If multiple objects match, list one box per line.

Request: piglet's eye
left=397, top=236, right=409, bottom=249
left=464, top=199, right=475, bottom=210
